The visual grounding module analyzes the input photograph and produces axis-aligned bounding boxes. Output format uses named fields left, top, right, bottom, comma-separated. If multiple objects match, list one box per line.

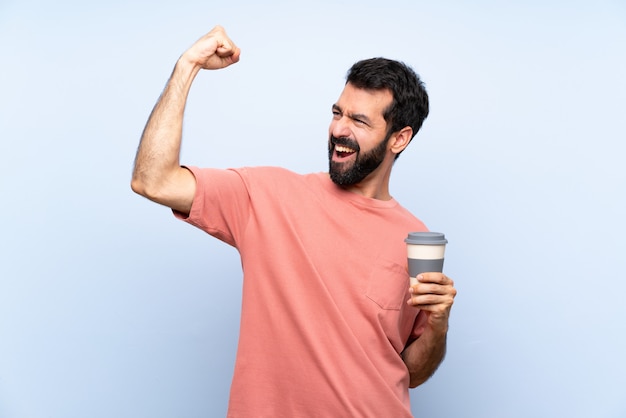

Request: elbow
left=130, top=176, right=147, bottom=197
left=130, top=174, right=179, bottom=209
left=130, top=175, right=157, bottom=200
left=129, top=167, right=194, bottom=213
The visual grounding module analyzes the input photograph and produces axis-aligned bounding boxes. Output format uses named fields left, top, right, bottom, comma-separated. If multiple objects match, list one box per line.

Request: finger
left=407, top=293, right=455, bottom=310
left=197, top=26, right=240, bottom=62
left=416, top=273, right=454, bottom=286
left=408, top=303, right=449, bottom=314
left=209, top=26, right=236, bottom=54
left=409, top=283, right=449, bottom=296
left=407, top=292, right=450, bottom=305
left=218, top=46, right=241, bottom=63
left=216, top=40, right=236, bottom=55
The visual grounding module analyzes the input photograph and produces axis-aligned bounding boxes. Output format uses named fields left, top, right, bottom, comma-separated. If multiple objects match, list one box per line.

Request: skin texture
left=131, top=26, right=241, bottom=214
left=403, top=273, right=456, bottom=387
left=131, top=25, right=456, bottom=390
left=328, top=84, right=410, bottom=200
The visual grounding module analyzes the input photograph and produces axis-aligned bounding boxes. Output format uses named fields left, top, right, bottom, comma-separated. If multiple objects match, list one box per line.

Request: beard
left=328, top=134, right=390, bottom=186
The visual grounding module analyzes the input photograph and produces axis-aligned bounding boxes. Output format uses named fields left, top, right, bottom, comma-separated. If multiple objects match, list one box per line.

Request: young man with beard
left=132, top=25, right=457, bottom=417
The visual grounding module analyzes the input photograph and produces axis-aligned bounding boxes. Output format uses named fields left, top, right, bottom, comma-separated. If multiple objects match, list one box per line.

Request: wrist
left=175, top=52, right=202, bottom=78
left=169, top=56, right=201, bottom=91
left=425, top=321, right=449, bottom=338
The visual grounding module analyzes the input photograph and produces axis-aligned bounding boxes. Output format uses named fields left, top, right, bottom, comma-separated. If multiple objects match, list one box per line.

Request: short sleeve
left=173, top=166, right=251, bottom=247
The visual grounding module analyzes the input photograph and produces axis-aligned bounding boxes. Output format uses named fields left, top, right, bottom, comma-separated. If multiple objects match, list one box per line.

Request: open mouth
left=334, top=145, right=357, bottom=159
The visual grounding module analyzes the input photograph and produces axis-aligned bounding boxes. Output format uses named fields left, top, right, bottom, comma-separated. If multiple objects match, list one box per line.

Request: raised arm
left=131, top=25, right=241, bottom=215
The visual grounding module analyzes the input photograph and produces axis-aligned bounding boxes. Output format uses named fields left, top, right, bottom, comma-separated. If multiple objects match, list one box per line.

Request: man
left=132, top=25, right=456, bottom=417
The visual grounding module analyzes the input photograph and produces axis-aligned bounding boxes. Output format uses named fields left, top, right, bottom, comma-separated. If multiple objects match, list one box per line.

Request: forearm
left=131, top=57, right=201, bottom=197
left=130, top=26, right=240, bottom=214
left=401, top=326, right=447, bottom=388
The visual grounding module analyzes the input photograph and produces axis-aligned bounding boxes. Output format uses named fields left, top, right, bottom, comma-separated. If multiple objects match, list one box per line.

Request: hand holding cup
left=405, top=232, right=456, bottom=323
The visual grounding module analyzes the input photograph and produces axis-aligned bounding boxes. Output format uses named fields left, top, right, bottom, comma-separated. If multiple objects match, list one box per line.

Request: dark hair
left=346, top=58, right=429, bottom=157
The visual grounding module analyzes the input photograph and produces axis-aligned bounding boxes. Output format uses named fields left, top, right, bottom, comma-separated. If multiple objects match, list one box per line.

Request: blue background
left=1, top=1, right=625, bottom=417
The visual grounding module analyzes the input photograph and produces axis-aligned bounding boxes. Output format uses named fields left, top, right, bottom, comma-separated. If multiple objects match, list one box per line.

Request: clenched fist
left=181, top=25, right=241, bottom=71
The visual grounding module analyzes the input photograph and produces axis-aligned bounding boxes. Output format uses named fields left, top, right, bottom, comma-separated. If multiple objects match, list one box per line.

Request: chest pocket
left=365, top=256, right=410, bottom=310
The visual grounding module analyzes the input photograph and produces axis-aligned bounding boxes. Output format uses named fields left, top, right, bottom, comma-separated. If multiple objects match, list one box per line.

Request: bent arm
left=402, top=272, right=456, bottom=388
left=401, top=320, right=447, bottom=388
left=131, top=60, right=200, bottom=214
left=131, top=26, right=240, bottom=215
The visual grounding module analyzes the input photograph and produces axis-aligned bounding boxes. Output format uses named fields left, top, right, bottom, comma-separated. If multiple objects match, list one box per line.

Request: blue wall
left=1, top=1, right=625, bottom=417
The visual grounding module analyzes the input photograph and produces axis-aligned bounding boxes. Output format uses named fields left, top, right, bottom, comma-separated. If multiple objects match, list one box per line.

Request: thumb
left=216, top=41, right=236, bottom=56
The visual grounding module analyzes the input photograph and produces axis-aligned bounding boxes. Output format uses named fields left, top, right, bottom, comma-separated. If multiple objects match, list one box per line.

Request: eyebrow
left=332, top=104, right=373, bottom=125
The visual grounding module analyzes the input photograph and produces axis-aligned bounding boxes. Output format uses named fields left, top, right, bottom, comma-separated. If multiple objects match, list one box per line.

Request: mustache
left=330, top=135, right=360, bottom=152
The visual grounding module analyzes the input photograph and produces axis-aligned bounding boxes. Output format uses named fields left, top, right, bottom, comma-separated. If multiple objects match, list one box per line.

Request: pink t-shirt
left=177, top=166, right=428, bottom=417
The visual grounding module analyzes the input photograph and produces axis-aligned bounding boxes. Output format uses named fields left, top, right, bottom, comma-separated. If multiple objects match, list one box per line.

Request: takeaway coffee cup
left=405, top=232, right=448, bottom=286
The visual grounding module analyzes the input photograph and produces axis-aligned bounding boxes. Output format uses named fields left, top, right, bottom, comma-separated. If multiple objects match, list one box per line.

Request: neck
left=340, top=162, right=394, bottom=200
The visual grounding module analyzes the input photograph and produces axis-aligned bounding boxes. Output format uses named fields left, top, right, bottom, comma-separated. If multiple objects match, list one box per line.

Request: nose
left=330, top=115, right=351, bottom=139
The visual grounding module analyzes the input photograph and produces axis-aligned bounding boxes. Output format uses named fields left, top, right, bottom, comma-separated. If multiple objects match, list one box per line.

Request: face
left=328, top=83, right=393, bottom=186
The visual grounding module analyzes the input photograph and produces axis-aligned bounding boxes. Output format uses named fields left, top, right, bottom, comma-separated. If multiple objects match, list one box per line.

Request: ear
left=388, top=126, right=413, bottom=155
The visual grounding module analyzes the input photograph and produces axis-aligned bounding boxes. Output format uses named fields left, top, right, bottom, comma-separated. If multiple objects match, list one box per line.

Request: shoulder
left=237, top=167, right=326, bottom=188
left=393, top=201, right=428, bottom=231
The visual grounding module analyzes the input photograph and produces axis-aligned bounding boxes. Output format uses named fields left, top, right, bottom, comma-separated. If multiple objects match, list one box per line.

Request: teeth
left=335, top=145, right=356, bottom=153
